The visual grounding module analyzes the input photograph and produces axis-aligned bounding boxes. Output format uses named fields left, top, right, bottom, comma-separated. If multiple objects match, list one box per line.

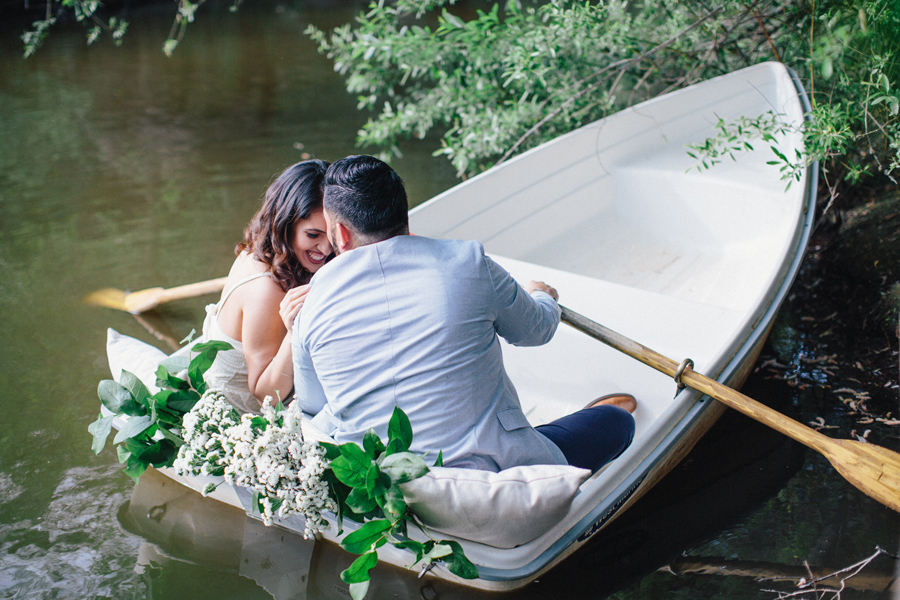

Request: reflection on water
left=0, top=465, right=143, bottom=597
left=0, top=1, right=898, bottom=598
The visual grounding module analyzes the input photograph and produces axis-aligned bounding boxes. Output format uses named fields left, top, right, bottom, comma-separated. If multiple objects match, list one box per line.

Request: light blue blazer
left=292, top=235, right=566, bottom=471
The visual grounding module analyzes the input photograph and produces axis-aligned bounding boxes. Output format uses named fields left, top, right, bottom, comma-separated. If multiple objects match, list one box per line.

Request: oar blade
left=122, top=287, right=166, bottom=314
left=826, top=439, right=900, bottom=513
left=84, top=288, right=129, bottom=311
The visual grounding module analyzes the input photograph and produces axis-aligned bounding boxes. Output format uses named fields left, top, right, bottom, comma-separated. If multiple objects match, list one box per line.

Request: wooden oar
left=84, top=277, right=228, bottom=314
left=559, top=305, right=900, bottom=513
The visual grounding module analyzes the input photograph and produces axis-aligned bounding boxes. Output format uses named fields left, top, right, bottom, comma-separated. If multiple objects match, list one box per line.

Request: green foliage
left=309, top=0, right=899, bottom=208
left=88, top=340, right=230, bottom=482
left=21, top=0, right=128, bottom=58
left=324, top=406, right=478, bottom=590
left=19, top=0, right=241, bottom=57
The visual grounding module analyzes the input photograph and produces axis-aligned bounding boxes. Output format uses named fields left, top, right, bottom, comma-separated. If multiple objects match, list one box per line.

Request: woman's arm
left=241, top=283, right=304, bottom=405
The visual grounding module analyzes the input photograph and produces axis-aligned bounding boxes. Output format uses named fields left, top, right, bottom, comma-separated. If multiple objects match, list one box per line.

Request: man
left=292, top=155, right=634, bottom=472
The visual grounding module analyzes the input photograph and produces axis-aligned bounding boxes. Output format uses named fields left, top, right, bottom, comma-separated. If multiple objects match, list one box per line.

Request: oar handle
left=158, top=277, right=228, bottom=303
left=560, top=306, right=681, bottom=377
left=558, top=305, right=831, bottom=454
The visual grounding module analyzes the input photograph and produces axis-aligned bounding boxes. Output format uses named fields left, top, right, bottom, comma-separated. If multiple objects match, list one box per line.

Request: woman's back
left=203, top=252, right=287, bottom=413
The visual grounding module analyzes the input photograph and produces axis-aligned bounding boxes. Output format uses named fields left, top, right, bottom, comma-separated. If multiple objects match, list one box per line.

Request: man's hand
left=524, top=280, right=558, bottom=301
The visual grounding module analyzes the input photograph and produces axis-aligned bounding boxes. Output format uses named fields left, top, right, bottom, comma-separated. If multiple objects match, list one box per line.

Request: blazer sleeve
left=484, top=254, right=560, bottom=346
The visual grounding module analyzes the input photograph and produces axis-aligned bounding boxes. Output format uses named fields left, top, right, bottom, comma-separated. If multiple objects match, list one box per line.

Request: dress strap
left=219, top=271, right=271, bottom=308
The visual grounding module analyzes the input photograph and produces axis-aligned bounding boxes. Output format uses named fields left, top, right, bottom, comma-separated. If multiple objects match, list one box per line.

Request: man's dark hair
left=324, top=155, right=409, bottom=243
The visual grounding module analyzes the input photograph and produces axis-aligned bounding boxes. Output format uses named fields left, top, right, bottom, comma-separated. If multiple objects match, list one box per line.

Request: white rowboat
left=108, top=61, right=816, bottom=591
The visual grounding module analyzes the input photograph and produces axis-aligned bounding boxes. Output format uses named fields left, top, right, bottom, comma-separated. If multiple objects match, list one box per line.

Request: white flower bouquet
left=170, top=393, right=477, bottom=600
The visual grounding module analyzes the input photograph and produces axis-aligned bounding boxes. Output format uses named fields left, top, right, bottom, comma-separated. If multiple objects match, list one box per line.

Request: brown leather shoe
left=585, top=393, right=637, bottom=413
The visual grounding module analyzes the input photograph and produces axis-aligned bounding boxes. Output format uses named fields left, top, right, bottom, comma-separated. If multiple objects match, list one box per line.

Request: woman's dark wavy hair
left=236, top=159, right=330, bottom=292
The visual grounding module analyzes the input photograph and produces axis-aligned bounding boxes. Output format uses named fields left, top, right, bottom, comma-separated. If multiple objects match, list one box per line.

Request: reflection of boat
left=109, top=61, right=816, bottom=590
left=119, top=468, right=491, bottom=600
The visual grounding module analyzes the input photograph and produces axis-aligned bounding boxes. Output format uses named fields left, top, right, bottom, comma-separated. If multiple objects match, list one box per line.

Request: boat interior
left=408, top=62, right=811, bottom=566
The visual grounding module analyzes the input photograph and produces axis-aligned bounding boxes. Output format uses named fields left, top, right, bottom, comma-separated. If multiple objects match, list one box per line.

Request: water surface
left=0, top=3, right=897, bottom=598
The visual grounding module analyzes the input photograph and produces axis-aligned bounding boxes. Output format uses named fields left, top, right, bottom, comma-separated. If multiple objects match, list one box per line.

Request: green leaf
left=123, top=454, right=148, bottom=483
left=441, top=540, right=479, bottom=579
left=392, top=539, right=426, bottom=561
left=156, top=425, right=185, bottom=447
left=348, top=581, right=370, bottom=600
left=362, top=428, right=385, bottom=459
left=125, top=438, right=175, bottom=466
left=98, top=379, right=144, bottom=416
left=158, top=355, right=189, bottom=375
left=116, top=444, right=131, bottom=464
left=187, top=340, right=230, bottom=392
left=380, top=452, right=428, bottom=484
left=332, top=443, right=374, bottom=488
left=321, top=442, right=341, bottom=461
left=434, top=450, right=443, bottom=467
left=331, top=456, right=367, bottom=488
left=156, top=365, right=190, bottom=391
left=119, top=369, right=151, bottom=406
left=340, top=519, right=391, bottom=554
left=425, top=543, right=452, bottom=561
left=386, top=406, right=412, bottom=453
left=346, top=487, right=379, bottom=514
left=341, top=551, right=378, bottom=584
left=113, top=415, right=154, bottom=444
left=88, top=414, right=114, bottom=454
left=377, top=484, right=407, bottom=519
left=165, top=390, right=201, bottom=413
left=364, top=464, right=390, bottom=498
left=187, top=341, right=229, bottom=393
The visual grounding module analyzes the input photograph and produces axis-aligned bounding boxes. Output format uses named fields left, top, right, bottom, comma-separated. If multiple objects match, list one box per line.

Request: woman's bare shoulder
left=217, top=253, right=283, bottom=328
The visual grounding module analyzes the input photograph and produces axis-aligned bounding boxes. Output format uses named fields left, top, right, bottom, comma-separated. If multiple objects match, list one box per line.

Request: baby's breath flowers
left=224, top=397, right=336, bottom=536
left=175, top=391, right=336, bottom=537
left=173, top=389, right=240, bottom=482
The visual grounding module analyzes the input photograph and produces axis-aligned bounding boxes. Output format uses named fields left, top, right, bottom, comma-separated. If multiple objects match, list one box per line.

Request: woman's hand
left=280, top=285, right=311, bottom=331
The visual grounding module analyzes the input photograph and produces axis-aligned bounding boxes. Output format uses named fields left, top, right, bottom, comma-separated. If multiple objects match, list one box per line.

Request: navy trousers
left=536, top=405, right=635, bottom=472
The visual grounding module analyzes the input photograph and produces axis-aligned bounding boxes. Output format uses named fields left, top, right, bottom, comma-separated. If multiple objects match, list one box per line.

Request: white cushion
left=106, top=328, right=167, bottom=393
left=399, top=464, right=591, bottom=548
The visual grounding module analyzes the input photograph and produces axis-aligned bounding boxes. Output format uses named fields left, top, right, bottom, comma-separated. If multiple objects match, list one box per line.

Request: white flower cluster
left=173, top=389, right=240, bottom=481
left=204, top=395, right=336, bottom=538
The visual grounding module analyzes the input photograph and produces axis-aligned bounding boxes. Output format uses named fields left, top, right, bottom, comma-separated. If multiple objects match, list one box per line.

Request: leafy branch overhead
left=307, top=0, right=899, bottom=208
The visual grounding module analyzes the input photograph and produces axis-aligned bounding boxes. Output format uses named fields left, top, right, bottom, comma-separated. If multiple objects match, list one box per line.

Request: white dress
left=201, top=271, right=272, bottom=414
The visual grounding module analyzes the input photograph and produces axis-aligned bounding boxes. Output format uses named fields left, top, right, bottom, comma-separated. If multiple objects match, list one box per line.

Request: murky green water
left=1, top=3, right=897, bottom=598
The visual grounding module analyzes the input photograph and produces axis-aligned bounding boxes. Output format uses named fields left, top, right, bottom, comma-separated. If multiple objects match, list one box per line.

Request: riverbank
left=759, top=184, right=900, bottom=447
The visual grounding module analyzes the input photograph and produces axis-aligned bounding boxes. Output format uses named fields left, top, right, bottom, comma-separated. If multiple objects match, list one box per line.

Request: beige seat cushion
left=399, top=464, right=590, bottom=548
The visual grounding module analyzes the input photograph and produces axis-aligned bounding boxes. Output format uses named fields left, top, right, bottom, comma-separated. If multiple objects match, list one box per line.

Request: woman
left=202, top=159, right=332, bottom=413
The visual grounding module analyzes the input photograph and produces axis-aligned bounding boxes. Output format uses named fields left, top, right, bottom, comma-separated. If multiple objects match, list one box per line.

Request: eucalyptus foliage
left=309, top=0, right=899, bottom=209
left=88, top=339, right=231, bottom=482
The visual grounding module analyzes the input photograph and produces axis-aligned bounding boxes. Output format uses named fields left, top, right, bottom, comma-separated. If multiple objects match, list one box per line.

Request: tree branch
left=495, top=6, right=723, bottom=167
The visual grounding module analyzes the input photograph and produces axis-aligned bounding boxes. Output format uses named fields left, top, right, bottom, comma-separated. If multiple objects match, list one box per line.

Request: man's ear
left=335, top=221, right=355, bottom=252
